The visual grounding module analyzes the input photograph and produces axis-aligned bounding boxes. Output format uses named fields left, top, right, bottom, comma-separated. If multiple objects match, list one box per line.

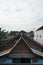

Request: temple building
left=0, top=32, right=43, bottom=64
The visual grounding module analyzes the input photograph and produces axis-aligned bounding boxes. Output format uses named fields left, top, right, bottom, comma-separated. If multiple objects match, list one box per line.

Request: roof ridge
left=0, top=36, right=21, bottom=56
left=9, top=36, right=21, bottom=53
left=22, top=36, right=43, bottom=57
left=21, top=36, right=33, bottom=52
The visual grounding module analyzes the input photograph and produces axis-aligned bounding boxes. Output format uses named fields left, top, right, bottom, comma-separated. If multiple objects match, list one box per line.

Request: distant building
left=4, top=31, right=19, bottom=41
left=20, top=30, right=27, bottom=35
left=34, top=26, right=43, bottom=46
left=9, top=31, right=19, bottom=36
left=27, top=31, right=34, bottom=38
left=0, top=32, right=43, bottom=64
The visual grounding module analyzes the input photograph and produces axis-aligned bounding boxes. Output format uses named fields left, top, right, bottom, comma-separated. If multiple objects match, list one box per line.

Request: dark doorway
left=42, top=48, right=43, bottom=52
left=21, top=58, right=31, bottom=63
left=13, top=58, right=31, bottom=63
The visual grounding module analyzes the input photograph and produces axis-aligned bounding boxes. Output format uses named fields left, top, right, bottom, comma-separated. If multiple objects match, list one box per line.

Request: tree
left=0, top=28, right=6, bottom=43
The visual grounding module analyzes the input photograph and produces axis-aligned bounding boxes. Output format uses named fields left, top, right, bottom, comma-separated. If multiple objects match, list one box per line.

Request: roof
left=0, top=33, right=43, bottom=57
left=0, top=34, right=20, bottom=52
left=36, top=26, right=43, bottom=31
left=22, top=34, right=43, bottom=48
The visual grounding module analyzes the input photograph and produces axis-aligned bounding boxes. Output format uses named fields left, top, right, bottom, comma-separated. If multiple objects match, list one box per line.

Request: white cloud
left=0, top=0, right=43, bottom=31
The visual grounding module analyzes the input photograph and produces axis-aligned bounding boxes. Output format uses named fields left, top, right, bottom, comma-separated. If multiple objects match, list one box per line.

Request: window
left=40, top=35, right=41, bottom=38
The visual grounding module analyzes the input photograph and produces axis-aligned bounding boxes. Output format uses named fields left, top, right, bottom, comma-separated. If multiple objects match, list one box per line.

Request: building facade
left=34, top=26, right=43, bottom=46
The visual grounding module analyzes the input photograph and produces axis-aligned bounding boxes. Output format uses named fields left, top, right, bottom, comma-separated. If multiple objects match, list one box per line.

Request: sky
left=0, top=0, right=43, bottom=32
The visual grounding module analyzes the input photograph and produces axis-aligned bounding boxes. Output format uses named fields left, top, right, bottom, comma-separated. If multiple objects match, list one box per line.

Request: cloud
left=0, top=0, right=43, bottom=16
left=0, top=0, right=43, bottom=31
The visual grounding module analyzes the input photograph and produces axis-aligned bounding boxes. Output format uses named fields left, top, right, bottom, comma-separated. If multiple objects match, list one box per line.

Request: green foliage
left=0, top=28, right=6, bottom=42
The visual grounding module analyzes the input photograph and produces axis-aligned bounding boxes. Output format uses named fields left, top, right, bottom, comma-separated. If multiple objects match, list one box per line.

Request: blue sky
left=0, top=0, right=43, bottom=32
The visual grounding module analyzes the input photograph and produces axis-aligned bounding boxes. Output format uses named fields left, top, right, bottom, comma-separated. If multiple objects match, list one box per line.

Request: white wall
left=34, top=30, right=43, bottom=45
